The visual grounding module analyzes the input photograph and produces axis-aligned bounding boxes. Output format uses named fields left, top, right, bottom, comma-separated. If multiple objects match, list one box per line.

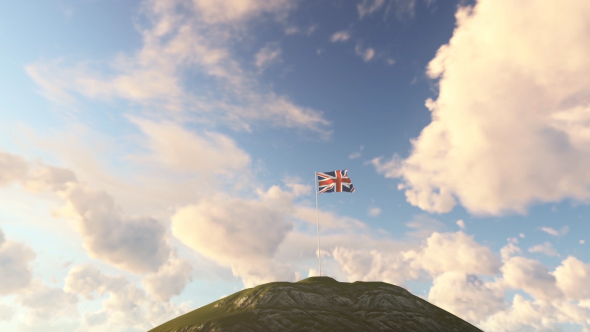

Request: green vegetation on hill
left=149, top=277, right=482, bottom=332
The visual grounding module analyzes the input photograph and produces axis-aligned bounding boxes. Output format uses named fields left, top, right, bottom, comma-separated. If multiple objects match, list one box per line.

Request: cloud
left=18, top=280, right=78, bottom=322
left=64, top=264, right=127, bottom=300
left=405, top=214, right=444, bottom=238
left=355, top=44, right=375, bottom=62
left=330, top=30, right=351, bottom=42
left=56, top=183, right=171, bottom=273
left=255, top=42, right=282, bottom=70
left=373, top=0, right=590, bottom=215
left=0, top=151, right=172, bottom=274
left=0, top=227, right=36, bottom=295
left=191, top=0, right=292, bottom=24
left=456, top=219, right=465, bottom=229
left=0, top=304, right=14, bottom=322
left=404, top=231, right=501, bottom=275
left=171, top=186, right=296, bottom=287
left=501, top=256, right=563, bottom=301
left=332, top=246, right=420, bottom=285
left=348, top=145, right=364, bottom=159
left=428, top=272, right=505, bottom=323
left=26, top=0, right=330, bottom=136
left=541, top=226, right=569, bottom=236
left=368, top=206, right=381, bottom=217
left=129, top=117, right=251, bottom=174
left=142, top=258, right=193, bottom=302
left=528, top=242, right=559, bottom=257
left=554, top=256, right=590, bottom=301
left=64, top=264, right=189, bottom=330
left=357, top=0, right=386, bottom=18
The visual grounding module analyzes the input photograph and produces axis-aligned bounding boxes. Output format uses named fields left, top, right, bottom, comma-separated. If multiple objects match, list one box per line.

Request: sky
left=1, top=0, right=590, bottom=331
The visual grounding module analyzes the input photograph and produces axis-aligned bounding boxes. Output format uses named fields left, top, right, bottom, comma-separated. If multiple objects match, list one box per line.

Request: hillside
left=149, top=276, right=483, bottom=332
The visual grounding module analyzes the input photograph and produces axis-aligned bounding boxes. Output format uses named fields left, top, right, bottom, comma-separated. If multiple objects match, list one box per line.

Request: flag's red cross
left=317, top=170, right=354, bottom=193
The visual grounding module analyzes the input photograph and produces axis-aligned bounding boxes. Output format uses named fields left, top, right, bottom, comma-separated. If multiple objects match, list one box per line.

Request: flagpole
left=315, top=172, right=321, bottom=276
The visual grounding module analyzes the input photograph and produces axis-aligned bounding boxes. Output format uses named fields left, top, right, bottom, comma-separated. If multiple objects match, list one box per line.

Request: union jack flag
left=317, top=169, right=355, bottom=194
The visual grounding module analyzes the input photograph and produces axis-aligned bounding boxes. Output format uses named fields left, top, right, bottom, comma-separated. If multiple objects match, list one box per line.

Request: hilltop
left=149, top=276, right=482, bottom=332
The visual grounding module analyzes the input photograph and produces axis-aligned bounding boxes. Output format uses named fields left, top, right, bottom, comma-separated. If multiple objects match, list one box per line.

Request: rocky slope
left=149, top=276, right=483, bottom=332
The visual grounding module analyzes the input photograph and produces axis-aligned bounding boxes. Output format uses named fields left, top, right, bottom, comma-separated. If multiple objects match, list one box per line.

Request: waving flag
left=317, top=169, right=355, bottom=194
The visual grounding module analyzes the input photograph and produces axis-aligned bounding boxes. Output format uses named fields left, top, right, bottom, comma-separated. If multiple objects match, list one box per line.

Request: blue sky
left=2, top=0, right=590, bottom=331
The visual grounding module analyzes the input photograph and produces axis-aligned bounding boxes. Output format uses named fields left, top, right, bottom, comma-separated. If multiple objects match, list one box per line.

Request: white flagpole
left=315, top=172, right=321, bottom=276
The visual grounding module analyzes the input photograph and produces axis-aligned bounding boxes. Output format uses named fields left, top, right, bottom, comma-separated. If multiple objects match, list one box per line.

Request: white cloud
left=26, top=0, right=330, bottom=136
left=64, top=264, right=127, bottom=300
left=64, top=264, right=189, bottom=330
left=501, top=256, right=563, bottom=301
left=330, top=30, right=351, bottom=42
left=357, top=0, right=386, bottom=19
left=541, top=226, right=569, bottom=236
left=348, top=145, right=364, bottom=159
left=404, top=231, right=501, bottom=275
left=0, top=151, right=172, bottom=274
left=171, top=186, right=297, bottom=287
left=191, top=0, right=292, bottom=24
left=0, top=304, right=14, bottom=322
left=373, top=0, right=590, bottom=215
left=129, top=117, right=251, bottom=174
left=554, top=256, right=590, bottom=300
left=581, top=239, right=586, bottom=244
left=332, top=246, right=420, bottom=285
left=56, top=182, right=171, bottom=273
left=428, top=272, right=505, bottom=323
left=355, top=44, right=375, bottom=62
left=0, top=227, right=36, bottom=295
left=456, top=219, right=465, bottom=229
left=19, top=280, right=78, bottom=322
left=142, top=258, right=193, bottom=302
left=528, top=242, right=560, bottom=257
left=519, top=233, right=525, bottom=238
left=405, top=214, right=444, bottom=238
left=367, top=206, right=381, bottom=217
left=255, top=42, right=282, bottom=70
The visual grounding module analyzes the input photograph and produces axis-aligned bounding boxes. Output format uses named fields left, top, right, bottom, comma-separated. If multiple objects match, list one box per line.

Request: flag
left=317, top=169, right=355, bottom=194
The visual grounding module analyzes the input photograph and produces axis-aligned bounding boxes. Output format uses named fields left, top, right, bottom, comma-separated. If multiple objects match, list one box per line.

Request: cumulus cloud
left=171, top=186, right=297, bottom=287
left=129, top=117, right=250, bottom=174
left=428, top=272, right=505, bottom=323
left=142, top=258, right=193, bottom=302
left=64, top=264, right=189, bottom=330
left=64, top=264, right=127, bottom=300
left=0, top=151, right=172, bottom=274
left=528, top=242, right=560, bottom=257
left=0, top=304, right=14, bottom=321
left=501, top=256, right=563, bottom=301
left=0, top=227, right=36, bottom=295
left=56, top=183, right=171, bottom=273
left=330, top=30, right=351, bottom=42
left=554, top=256, right=590, bottom=301
left=404, top=231, right=501, bottom=275
left=373, top=0, right=590, bottom=215
left=333, top=246, right=420, bottom=285
left=19, top=280, right=78, bottom=322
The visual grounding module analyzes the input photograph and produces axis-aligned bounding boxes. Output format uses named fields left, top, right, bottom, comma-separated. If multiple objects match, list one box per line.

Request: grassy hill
left=149, top=276, right=483, bottom=332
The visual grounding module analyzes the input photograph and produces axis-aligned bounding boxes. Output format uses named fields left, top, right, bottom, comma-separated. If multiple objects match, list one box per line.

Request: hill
left=149, top=276, right=483, bottom=332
